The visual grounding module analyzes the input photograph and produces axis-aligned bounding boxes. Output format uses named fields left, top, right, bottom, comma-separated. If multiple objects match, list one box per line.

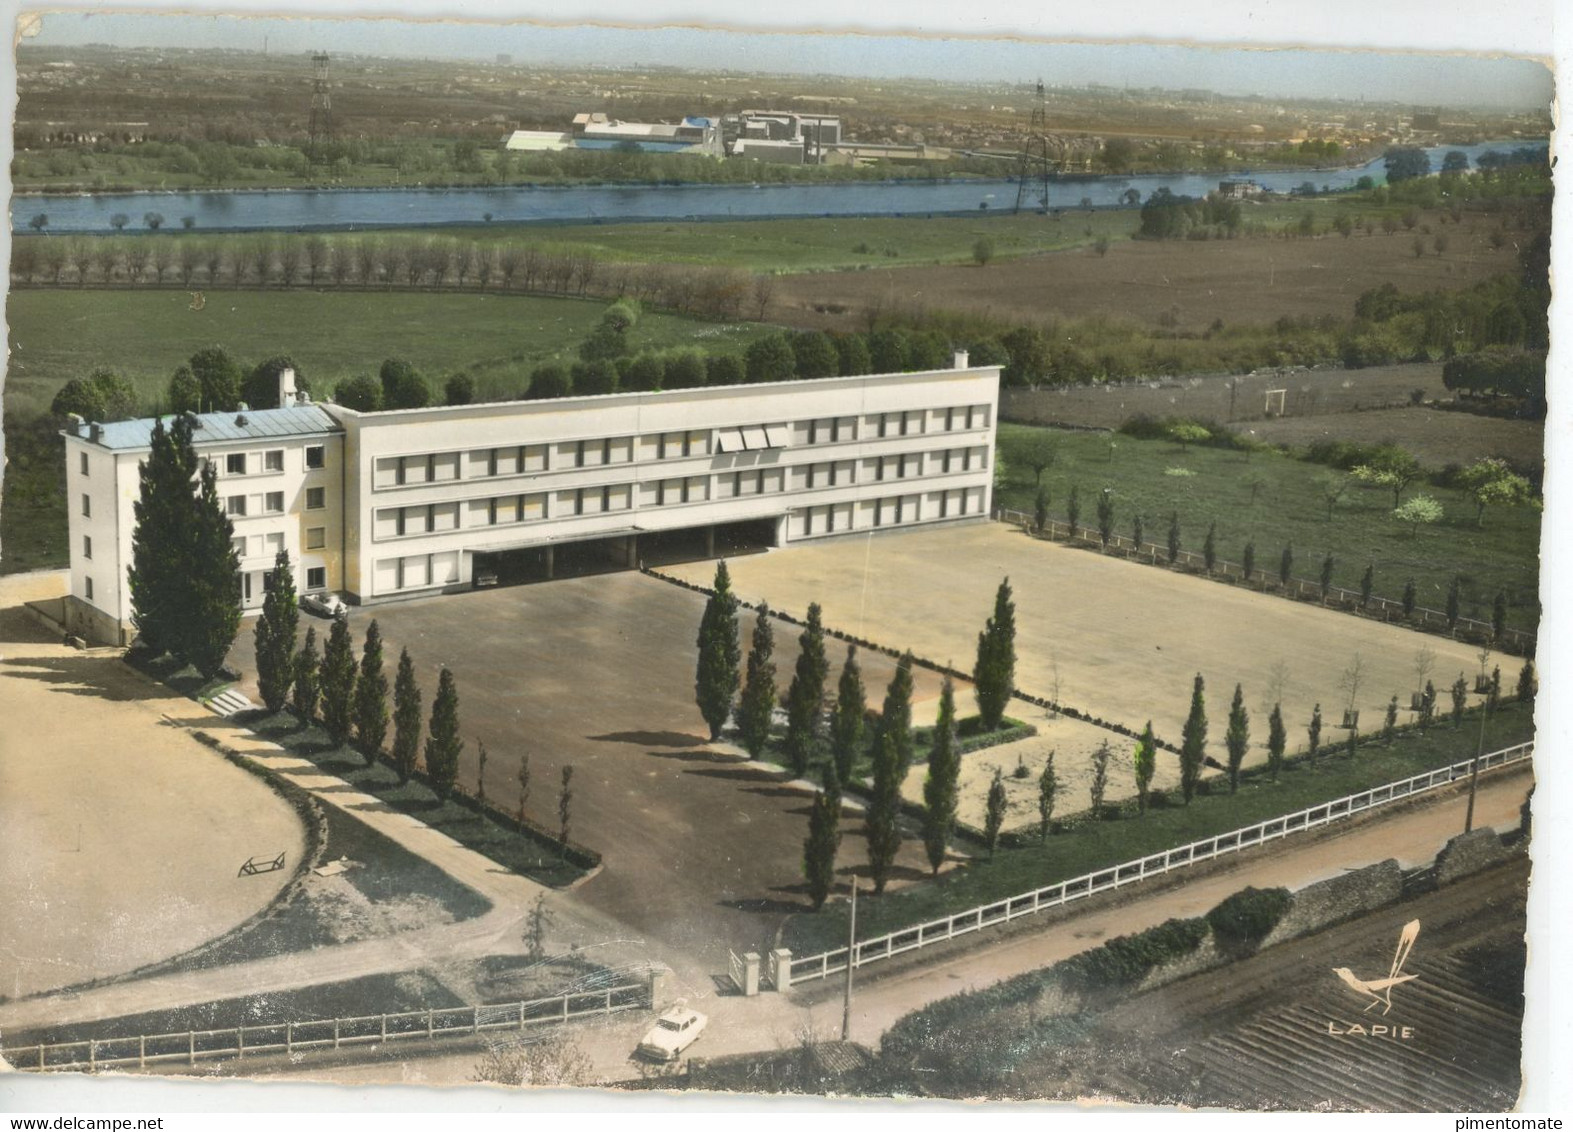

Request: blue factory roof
left=81, top=405, right=341, bottom=451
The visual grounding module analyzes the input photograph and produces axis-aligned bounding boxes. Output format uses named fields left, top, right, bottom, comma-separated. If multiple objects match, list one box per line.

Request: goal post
left=1265, top=388, right=1287, bottom=416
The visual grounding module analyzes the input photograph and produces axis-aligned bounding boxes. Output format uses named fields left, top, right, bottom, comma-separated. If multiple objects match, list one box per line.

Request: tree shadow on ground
left=642, top=747, right=739, bottom=764
left=0, top=653, right=169, bottom=702
left=589, top=730, right=708, bottom=748
left=683, top=765, right=779, bottom=783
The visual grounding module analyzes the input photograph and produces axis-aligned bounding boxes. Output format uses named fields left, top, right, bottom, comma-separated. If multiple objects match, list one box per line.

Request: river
left=10, top=141, right=1540, bottom=234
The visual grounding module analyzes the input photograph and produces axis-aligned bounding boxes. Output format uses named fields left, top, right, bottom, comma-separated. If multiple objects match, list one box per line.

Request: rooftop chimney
left=66, top=413, right=86, bottom=437
left=279, top=366, right=298, bottom=408
left=89, top=422, right=103, bottom=444
left=953, top=349, right=970, bottom=370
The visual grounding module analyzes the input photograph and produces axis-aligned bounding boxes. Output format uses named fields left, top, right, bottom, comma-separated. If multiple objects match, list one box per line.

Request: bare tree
left=302, top=235, right=329, bottom=286
left=752, top=272, right=777, bottom=319
left=473, top=1033, right=592, bottom=1089
left=1412, top=646, right=1438, bottom=700
left=1261, top=659, right=1291, bottom=718
left=277, top=238, right=303, bottom=288
left=1337, top=652, right=1367, bottom=726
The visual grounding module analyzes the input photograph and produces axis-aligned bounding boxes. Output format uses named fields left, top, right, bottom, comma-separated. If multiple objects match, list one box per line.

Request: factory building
left=59, top=357, right=999, bottom=646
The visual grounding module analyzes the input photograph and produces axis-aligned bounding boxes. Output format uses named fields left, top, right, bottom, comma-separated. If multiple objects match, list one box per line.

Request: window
left=85, top=577, right=94, bottom=601
left=264, top=492, right=285, bottom=514
left=265, top=531, right=285, bottom=555
left=306, top=566, right=326, bottom=591
left=306, top=487, right=326, bottom=510
left=226, top=495, right=247, bottom=517
left=226, top=453, right=247, bottom=475
left=82, top=535, right=92, bottom=560
left=264, top=450, right=284, bottom=473
left=306, top=527, right=326, bottom=550
left=80, top=452, right=89, bottom=475
left=231, top=536, right=246, bottom=557
left=305, top=445, right=325, bottom=470
left=81, top=493, right=91, bottom=518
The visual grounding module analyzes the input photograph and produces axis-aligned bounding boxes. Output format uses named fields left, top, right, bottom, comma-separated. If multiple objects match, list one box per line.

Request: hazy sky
left=20, top=9, right=1553, bottom=111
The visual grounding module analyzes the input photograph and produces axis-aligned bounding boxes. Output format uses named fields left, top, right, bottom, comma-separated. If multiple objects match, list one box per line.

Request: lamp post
left=1463, top=691, right=1488, bottom=833
left=841, top=877, right=857, bottom=1042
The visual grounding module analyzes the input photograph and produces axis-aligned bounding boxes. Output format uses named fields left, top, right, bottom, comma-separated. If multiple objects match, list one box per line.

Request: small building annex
left=60, top=356, right=1000, bottom=646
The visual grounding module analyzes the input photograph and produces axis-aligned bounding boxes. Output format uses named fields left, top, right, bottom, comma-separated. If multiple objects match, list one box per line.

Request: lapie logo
left=1326, top=919, right=1420, bottom=1039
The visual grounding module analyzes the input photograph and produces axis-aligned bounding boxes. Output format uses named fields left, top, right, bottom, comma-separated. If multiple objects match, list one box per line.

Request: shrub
left=1058, top=917, right=1210, bottom=993
left=1206, top=885, right=1292, bottom=953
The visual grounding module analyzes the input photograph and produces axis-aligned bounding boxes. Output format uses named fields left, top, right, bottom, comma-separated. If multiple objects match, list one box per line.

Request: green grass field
left=3, top=288, right=775, bottom=420
left=403, top=210, right=1142, bottom=271
left=782, top=700, right=1534, bottom=955
left=995, top=424, right=1541, bottom=631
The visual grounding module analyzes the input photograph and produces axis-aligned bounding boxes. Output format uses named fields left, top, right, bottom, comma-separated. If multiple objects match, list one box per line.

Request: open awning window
left=740, top=426, right=769, bottom=450
left=716, top=428, right=745, bottom=453
left=763, top=424, right=790, bottom=448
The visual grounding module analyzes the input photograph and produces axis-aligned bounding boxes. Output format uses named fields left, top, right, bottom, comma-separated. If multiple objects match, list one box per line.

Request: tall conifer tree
left=736, top=604, right=777, bottom=758
left=1225, top=684, right=1250, bottom=793
left=921, top=676, right=961, bottom=875
left=291, top=626, right=320, bottom=725
left=830, top=645, right=867, bottom=785
left=254, top=548, right=298, bottom=712
left=973, top=578, right=1017, bottom=731
left=320, top=615, right=358, bottom=747
left=694, top=561, right=742, bottom=741
left=425, top=667, right=463, bottom=802
left=392, top=647, right=422, bottom=784
left=353, top=620, right=390, bottom=764
left=1180, top=673, right=1208, bottom=803
left=783, top=603, right=829, bottom=777
left=182, top=460, right=242, bottom=677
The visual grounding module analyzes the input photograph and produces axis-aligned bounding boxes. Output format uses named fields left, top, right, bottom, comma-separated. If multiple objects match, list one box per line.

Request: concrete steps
left=207, top=688, right=254, bottom=717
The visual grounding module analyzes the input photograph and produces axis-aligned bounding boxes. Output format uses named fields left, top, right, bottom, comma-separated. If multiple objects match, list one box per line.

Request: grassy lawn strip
left=780, top=700, right=1533, bottom=955
left=3, top=289, right=777, bottom=420
left=995, top=424, right=1541, bottom=631
left=241, top=709, right=592, bottom=889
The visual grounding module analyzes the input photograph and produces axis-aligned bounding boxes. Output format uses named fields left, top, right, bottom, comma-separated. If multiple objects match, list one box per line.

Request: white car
left=300, top=591, right=348, bottom=619
left=636, top=1005, right=708, bottom=1061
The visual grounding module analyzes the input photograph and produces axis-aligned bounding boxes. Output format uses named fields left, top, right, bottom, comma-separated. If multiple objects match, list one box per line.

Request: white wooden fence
left=9, top=982, right=649, bottom=1073
left=994, top=508, right=1535, bottom=654
left=780, top=740, right=1533, bottom=988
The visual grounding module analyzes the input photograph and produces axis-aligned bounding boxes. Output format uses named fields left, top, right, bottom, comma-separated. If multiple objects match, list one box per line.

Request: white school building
left=59, top=354, right=999, bottom=646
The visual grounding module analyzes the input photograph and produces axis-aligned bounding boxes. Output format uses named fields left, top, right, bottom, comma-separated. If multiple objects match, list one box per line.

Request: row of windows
left=224, top=486, right=326, bottom=518
left=229, top=528, right=328, bottom=559
left=219, top=445, right=326, bottom=477
left=374, top=551, right=462, bottom=594
left=241, top=565, right=328, bottom=603
left=795, top=488, right=982, bottom=537
left=370, top=404, right=993, bottom=492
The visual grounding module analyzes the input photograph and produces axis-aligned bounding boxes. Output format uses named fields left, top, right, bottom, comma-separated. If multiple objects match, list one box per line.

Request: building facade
left=59, top=357, right=998, bottom=644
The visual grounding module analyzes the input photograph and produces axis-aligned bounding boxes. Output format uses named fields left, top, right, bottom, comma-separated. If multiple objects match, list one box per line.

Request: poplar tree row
left=253, top=578, right=463, bottom=800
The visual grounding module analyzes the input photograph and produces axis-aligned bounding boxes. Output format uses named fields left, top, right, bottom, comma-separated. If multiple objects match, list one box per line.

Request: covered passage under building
left=471, top=516, right=780, bottom=588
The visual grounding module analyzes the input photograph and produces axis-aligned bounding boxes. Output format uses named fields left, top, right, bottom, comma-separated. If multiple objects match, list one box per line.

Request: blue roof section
left=88, top=405, right=341, bottom=451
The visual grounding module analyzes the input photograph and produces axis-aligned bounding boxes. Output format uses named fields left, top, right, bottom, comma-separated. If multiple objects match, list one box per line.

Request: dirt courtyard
left=0, top=573, right=305, bottom=999
left=668, top=522, right=1501, bottom=780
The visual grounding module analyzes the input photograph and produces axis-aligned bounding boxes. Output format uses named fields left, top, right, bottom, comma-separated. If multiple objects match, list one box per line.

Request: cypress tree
left=1203, top=521, right=1217, bottom=573
left=1037, top=751, right=1058, bottom=842
left=1446, top=576, right=1462, bottom=630
left=803, top=788, right=841, bottom=911
left=1450, top=674, right=1469, bottom=726
left=983, top=769, right=1008, bottom=858
left=1279, top=543, right=1294, bottom=590
left=1225, top=683, right=1249, bottom=793
left=1402, top=578, right=1418, bottom=618
left=1267, top=703, right=1286, bottom=781
left=127, top=415, right=198, bottom=656
left=1492, top=591, right=1508, bottom=641
left=1242, top=540, right=1256, bottom=583
left=1180, top=673, right=1208, bottom=803
left=319, top=615, right=357, bottom=747
left=1384, top=695, right=1399, bottom=745
left=1133, top=723, right=1156, bottom=814
left=881, top=651, right=916, bottom=781
left=392, top=647, right=422, bottom=784
left=1420, top=681, right=1437, bottom=731
left=254, top=548, right=298, bottom=712
left=353, top=620, right=390, bottom=765
left=921, top=675, right=961, bottom=875
left=1132, top=514, right=1145, bottom=557
left=1066, top=484, right=1081, bottom=536
left=1089, top=741, right=1111, bottom=816
left=182, top=460, right=242, bottom=677
left=1518, top=660, right=1536, bottom=704
left=694, top=561, right=742, bottom=741
left=865, top=729, right=903, bottom=895
left=425, top=667, right=463, bottom=802
left=830, top=645, right=866, bottom=786
left=1361, top=563, right=1376, bottom=609
left=558, top=765, right=575, bottom=850
left=1309, top=703, right=1323, bottom=763
left=516, top=754, right=532, bottom=833
left=973, top=578, right=1017, bottom=731
left=783, top=603, right=829, bottom=777
left=1320, top=553, right=1336, bottom=603
left=1033, top=485, right=1049, bottom=534
left=1167, top=511, right=1182, bottom=565
left=737, top=604, right=777, bottom=758
left=291, top=626, right=320, bottom=725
